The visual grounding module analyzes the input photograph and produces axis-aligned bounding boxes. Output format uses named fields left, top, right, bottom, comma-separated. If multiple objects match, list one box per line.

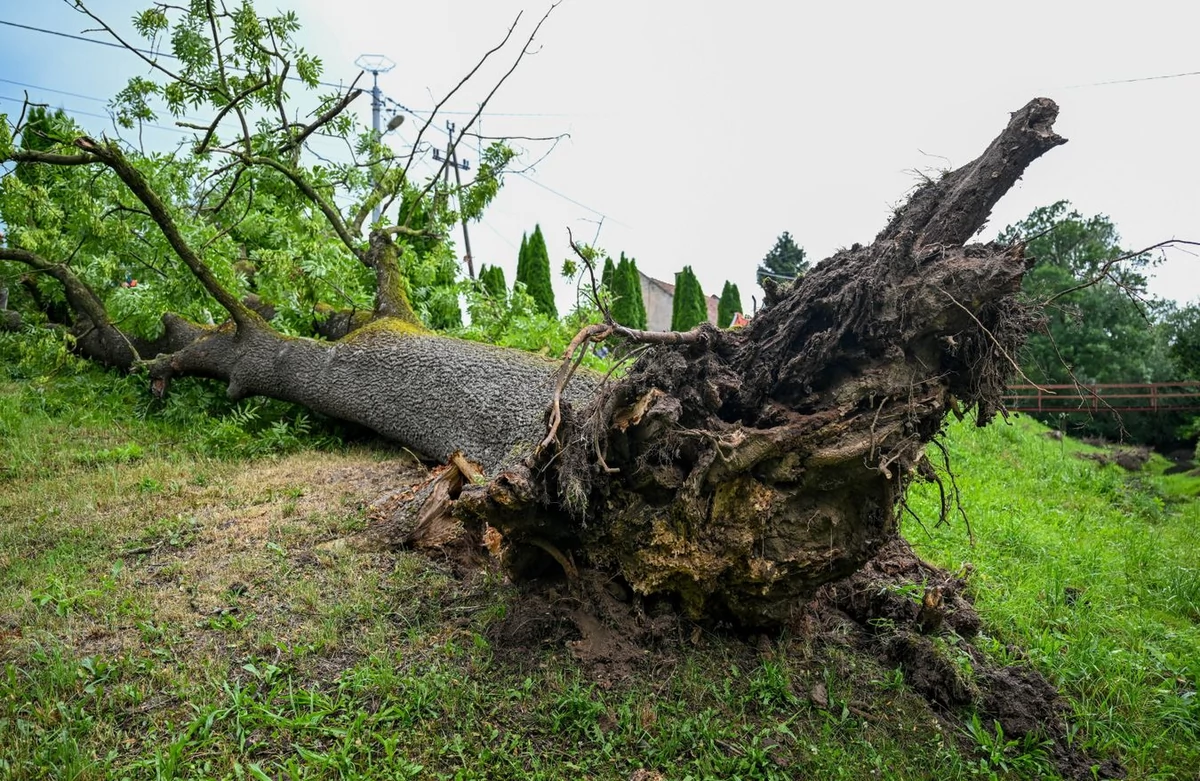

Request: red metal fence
left=1002, top=383, right=1200, bottom=414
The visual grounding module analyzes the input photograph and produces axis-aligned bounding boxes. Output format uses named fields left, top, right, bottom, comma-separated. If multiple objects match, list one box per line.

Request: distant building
left=638, top=270, right=720, bottom=331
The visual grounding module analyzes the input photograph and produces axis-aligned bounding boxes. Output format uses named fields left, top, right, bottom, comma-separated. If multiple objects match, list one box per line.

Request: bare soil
left=483, top=536, right=1125, bottom=779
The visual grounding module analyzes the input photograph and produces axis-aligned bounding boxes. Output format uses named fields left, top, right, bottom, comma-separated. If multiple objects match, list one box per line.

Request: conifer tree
left=757, top=231, right=809, bottom=285
left=515, top=233, right=528, bottom=290
left=671, top=266, right=707, bottom=331
left=601, top=257, right=616, bottom=295
left=518, top=224, right=556, bottom=318
left=717, top=281, right=743, bottom=328
left=625, top=257, right=647, bottom=329
left=478, top=264, right=507, bottom=301
left=611, top=255, right=640, bottom=327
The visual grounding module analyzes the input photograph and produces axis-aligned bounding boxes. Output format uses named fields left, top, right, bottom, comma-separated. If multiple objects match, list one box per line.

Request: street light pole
left=354, top=54, right=396, bottom=226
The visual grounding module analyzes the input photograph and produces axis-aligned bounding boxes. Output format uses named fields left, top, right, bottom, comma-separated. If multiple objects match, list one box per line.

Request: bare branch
left=400, top=11, right=524, bottom=181
left=279, top=79, right=364, bottom=156
left=1041, top=239, right=1200, bottom=305
left=397, top=4, right=561, bottom=235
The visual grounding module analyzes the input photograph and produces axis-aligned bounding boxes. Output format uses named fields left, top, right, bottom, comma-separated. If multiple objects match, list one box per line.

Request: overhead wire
left=0, top=17, right=575, bottom=117
left=1066, top=69, right=1200, bottom=89
left=512, top=171, right=628, bottom=229
left=1, top=21, right=621, bottom=242
left=0, top=93, right=192, bottom=136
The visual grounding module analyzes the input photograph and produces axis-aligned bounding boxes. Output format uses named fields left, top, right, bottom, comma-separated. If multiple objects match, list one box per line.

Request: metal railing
left=1002, top=383, right=1200, bottom=414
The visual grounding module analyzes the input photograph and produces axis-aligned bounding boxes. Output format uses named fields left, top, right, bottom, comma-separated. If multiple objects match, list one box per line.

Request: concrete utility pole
left=354, top=54, right=395, bottom=226
left=433, top=122, right=475, bottom=279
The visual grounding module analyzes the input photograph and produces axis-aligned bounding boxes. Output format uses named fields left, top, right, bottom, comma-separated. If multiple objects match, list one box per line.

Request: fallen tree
left=4, top=99, right=1062, bottom=626
left=0, top=2, right=1065, bottom=627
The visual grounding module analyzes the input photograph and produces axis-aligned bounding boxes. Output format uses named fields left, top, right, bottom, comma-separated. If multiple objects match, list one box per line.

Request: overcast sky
left=3, top=1, right=1198, bottom=313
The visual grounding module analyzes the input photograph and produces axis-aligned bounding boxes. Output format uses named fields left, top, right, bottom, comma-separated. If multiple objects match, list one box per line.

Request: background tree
left=757, top=231, right=809, bottom=285
left=1001, top=202, right=1181, bottom=443
left=516, top=224, right=556, bottom=318
left=626, top=255, right=648, bottom=329
left=1165, top=304, right=1200, bottom=380
left=610, top=254, right=644, bottom=328
left=671, top=265, right=707, bottom=331
left=14, top=106, right=68, bottom=187
left=478, top=264, right=507, bottom=302
left=515, top=233, right=528, bottom=292
left=717, top=281, right=742, bottom=328
left=600, top=256, right=616, bottom=295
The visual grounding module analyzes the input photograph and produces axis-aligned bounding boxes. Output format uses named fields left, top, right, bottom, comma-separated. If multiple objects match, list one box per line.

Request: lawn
left=1, top=344, right=1198, bottom=779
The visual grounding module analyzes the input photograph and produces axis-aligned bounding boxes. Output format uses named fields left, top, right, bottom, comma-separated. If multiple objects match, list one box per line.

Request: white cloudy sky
left=2, top=0, right=1198, bottom=312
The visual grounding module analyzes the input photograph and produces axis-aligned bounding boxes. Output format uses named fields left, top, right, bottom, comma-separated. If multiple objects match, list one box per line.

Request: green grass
left=908, top=416, right=1200, bottom=779
left=2, top=333, right=1198, bottom=778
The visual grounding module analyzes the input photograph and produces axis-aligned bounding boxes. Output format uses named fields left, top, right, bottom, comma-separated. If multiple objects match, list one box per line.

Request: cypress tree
left=671, top=266, right=708, bottom=331
left=717, top=281, right=743, bottom=328
left=479, top=264, right=507, bottom=302
left=626, top=258, right=648, bottom=328
left=522, top=224, right=556, bottom=318
left=515, top=233, right=528, bottom=291
left=601, top=256, right=616, bottom=295
left=611, top=256, right=640, bottom=327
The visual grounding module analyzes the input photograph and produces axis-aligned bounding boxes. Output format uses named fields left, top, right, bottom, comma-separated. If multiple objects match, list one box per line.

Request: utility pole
left=354, top=54, right=395, bottom=226
left=433, top=122, right=475, bottom=279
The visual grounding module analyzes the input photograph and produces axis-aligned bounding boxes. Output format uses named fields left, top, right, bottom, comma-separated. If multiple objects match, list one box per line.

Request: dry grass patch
left=2, top=443, right=426, bottom=671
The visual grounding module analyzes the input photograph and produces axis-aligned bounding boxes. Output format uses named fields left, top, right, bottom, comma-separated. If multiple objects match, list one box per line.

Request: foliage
left=0, top=0, right=514, bottom=351
left=757, top=231, right=809, bottom=285
left=457, top=280, right=611, bottom=372
left=999, top=203, right=1183, bottom=444
left=515, top=224, right=556, bottom=319
left=0, top=329, right=349, bottom=462
left=718, top=280, right=743, bottom=328
left=671, top=265, right=707, bottom=331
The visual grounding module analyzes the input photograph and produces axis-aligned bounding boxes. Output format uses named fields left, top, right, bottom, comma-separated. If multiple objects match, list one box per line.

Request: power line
left=1067, top=69, right=1200, bottom=89
left=0, top=77, right=106, bottom=104
left=0, top=18, right=352, bottom=92
left=512, top=171, right=629, bottom=229
left=0, top=18, right=575, bottom=118
left=0, top=94, right=192, bottom=136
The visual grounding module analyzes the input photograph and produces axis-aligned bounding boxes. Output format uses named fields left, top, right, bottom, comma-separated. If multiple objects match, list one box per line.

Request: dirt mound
left=484, top=536, right=1124, bottom=778
left=1077, top=447, right=1151, bottom=471
left=487, top=570, right=680, bottom=689
left=812, top=537, right=1124, bottom=780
